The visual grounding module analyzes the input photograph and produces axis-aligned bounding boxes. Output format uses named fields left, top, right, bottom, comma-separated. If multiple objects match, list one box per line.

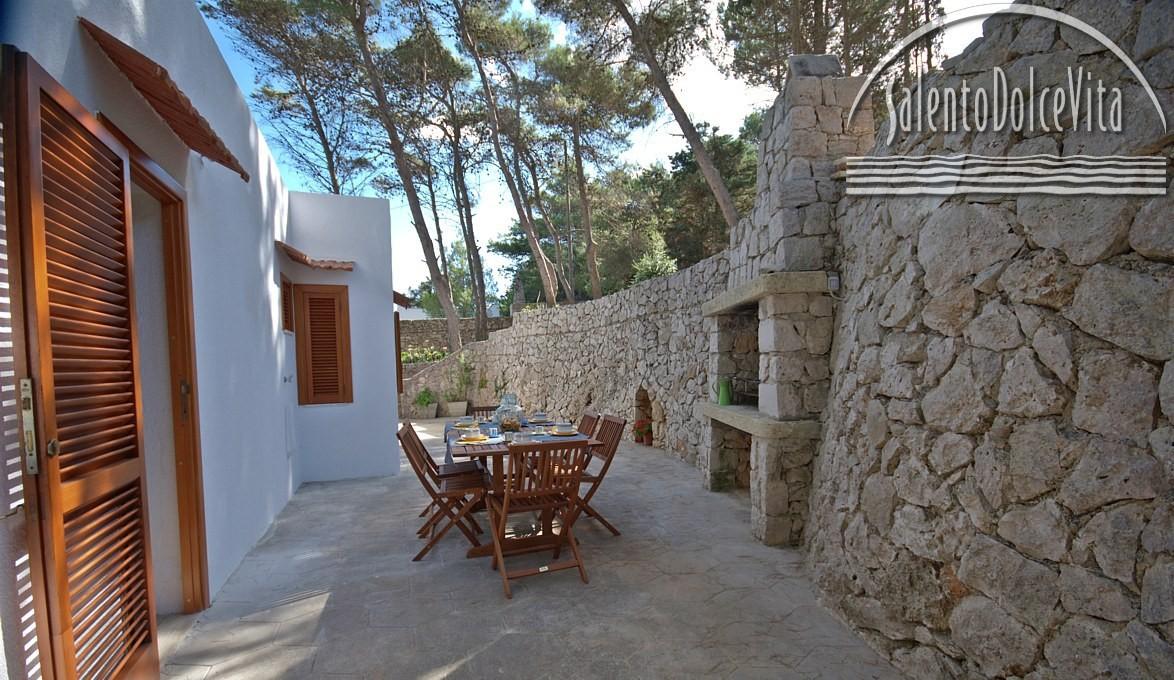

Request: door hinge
left=19, top=378, right=38, bottom=475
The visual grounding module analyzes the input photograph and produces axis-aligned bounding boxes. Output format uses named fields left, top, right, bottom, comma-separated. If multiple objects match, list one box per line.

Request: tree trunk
left=451, top=125, right=489, bottom=340
left=923, top=0, right=935, bottom=70
left=610, top=0, right=741, bottom=231
left=522, top=151, right=576, bottom=301
left=453, top=0, right=560, bottom=306
left=293, top=70, right=341, bottom=194
left=789, top=0, right=809, bottom=54
left=511, top=148, right=556, bottom=303
left=424, top=161, right=449, bottom=283
left=345, top=3, right=462, bottom=351
left=571, top=125, right=602, bottom=298
left=812, top=0, right=827, bottom=54
left=840, top=0, right=853, bottom=74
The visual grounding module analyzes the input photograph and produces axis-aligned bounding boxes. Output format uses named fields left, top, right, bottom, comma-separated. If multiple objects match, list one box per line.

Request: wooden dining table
left=445, top=420, right=600, bottom=559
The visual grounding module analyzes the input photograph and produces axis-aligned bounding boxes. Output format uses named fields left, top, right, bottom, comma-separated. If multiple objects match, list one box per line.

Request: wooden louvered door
left=13, top=52, right=158, bottom=679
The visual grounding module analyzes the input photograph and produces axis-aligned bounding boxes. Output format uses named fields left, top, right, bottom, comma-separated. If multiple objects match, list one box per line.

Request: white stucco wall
left=0, top=0, right=406, bottom=631
left=284, top=192, right=400, bottom=482
left=0, top=0, right=297, bottom=599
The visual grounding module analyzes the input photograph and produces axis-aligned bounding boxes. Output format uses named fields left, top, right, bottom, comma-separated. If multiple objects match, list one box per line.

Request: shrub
left=413, top=388, right=437, bottom=407
left=401, top=347, right=447, bottom=364
left=631, top=241, right=678, bottom=284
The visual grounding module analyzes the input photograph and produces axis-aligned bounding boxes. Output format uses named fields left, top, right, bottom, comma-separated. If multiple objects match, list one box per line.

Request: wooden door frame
left=97, top=114, right=210, bottom=614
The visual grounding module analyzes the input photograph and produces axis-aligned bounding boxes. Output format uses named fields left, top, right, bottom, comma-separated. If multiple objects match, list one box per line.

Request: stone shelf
left=702, top=271, right=829, bottom=317
left=698, top=403, right=822, bottom=440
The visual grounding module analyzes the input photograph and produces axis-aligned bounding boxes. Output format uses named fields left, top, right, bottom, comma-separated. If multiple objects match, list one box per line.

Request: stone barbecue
left=698, top=56, right=874, bottom=547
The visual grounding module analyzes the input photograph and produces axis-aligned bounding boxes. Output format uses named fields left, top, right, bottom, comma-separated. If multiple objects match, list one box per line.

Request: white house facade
left=0, top=1, right=400, bottom=677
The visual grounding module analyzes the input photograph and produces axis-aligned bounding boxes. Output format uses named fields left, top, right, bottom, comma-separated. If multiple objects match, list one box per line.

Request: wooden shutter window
left=294, top=284, right=352, bottom=404
left=280, top=274, right=293, bottom=332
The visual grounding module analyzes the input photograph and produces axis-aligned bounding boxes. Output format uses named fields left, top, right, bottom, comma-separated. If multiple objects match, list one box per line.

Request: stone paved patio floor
left=163, top=420, right=901, bottom=679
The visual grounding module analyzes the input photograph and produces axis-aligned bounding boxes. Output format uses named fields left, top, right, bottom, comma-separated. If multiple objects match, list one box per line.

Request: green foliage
left=413, top=388, right=438, bottom=407
left=411, top=240, right=500, bottom=318
left=456, top=353, right=475, bottom=392
left=717, top=0, right=944, bottom=88
left=443, top=352, right=476, bottom=402
left=209, top=0, right=781, bottom=313
left=201, top=0, right=377, bottom=195
left=592, top=166, right=671, bottom=294
left=631, top=236, right=678, bottom=284
left=657, top=121, right=758, bottom=268
left=492, top=109, right=761, bottom=296
left=537, top=0, right=712, bottom=80
left=401, top=347, right=448, bottom=364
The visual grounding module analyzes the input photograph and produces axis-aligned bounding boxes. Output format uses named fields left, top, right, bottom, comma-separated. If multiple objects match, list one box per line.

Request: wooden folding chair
left=470, top=404, right=497, bottom=419
left=577, top=412, right=600, bottom=437
left=401, top=421, right=482, bottom=479
left=578, top=415, right=626, bottom=536
left=399, top=421, right=482, bottom=520
left=401, top=422, right=486, bottom=533
left=486, top=440, right=592, bottom=598
left=397, top=423, right=485, bottom=561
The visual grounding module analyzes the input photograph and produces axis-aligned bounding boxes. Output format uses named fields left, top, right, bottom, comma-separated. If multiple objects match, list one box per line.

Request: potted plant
left=438, top=353, right=475, bottom=416
left=409, top=388, right=439, bottom=420
left=439, top=385, right=468, bottom=418
left=633, top=419, right=653, bottom=445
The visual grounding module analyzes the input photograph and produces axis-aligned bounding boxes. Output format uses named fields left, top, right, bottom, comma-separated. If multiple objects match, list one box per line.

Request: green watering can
left=712, top=378, right=733, bottom=406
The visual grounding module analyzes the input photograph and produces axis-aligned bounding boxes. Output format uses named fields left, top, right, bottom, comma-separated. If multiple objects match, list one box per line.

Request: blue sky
left=200, top=1, right=991, bottom=295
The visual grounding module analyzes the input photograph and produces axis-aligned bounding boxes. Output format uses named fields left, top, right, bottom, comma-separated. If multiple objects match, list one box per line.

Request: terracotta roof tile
left=80, top=18, right=250, bottom=181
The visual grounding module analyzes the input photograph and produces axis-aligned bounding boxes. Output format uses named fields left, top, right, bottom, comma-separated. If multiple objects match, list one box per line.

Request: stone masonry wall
left=806, top=2, right=1173, bottom=678
left=729, top=62, right=874, bottom=287
left=397, top=2, right=1172, bottom=676
left=398, top=316, right=512, bottom=351
left=402, top=255, right=728, bottom=458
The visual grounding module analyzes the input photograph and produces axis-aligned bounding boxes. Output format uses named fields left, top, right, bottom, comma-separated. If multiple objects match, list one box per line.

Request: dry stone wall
left=398, top=316, right=512, bottom=351
left=806, top=2, right=1174, bottom=678
left=402, top=255, right=727, bottom=458
left=398, top=2, right=1172, bottom=676
left=729, top=64, right=874, bottom=286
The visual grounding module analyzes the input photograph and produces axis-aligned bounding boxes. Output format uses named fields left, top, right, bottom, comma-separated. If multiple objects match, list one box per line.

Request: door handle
left=20, top=378, right=38, bottom=475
